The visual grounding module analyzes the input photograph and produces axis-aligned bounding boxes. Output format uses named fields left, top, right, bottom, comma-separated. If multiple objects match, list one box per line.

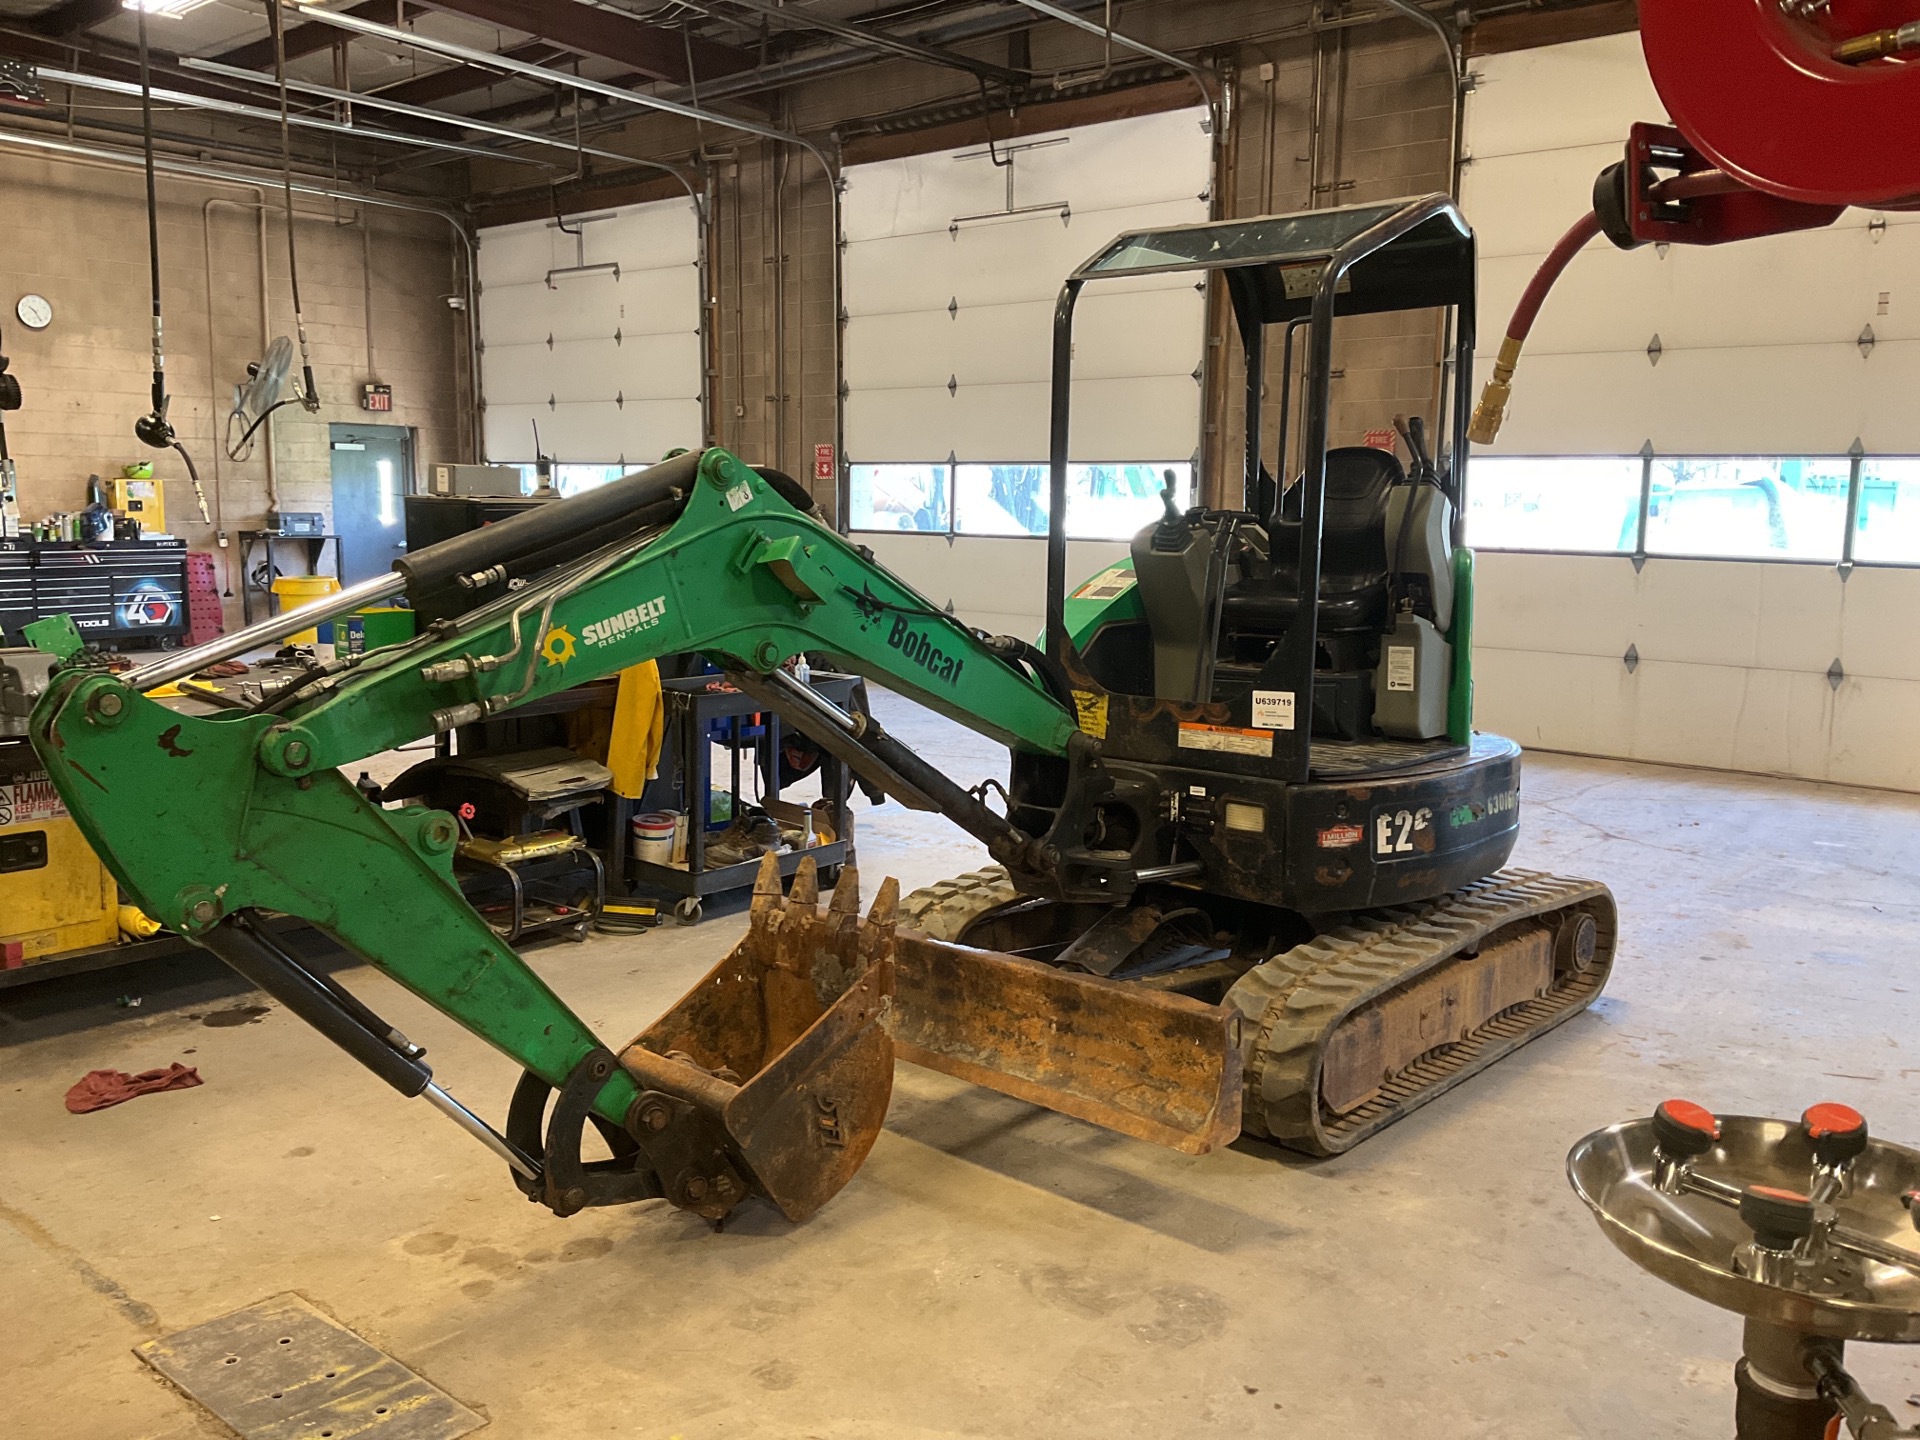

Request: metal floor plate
left=136, top=1293, right=485, bottom=1440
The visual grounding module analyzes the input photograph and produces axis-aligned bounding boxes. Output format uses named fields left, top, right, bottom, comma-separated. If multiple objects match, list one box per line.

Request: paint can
left=631, top=811, right=678, bottom=866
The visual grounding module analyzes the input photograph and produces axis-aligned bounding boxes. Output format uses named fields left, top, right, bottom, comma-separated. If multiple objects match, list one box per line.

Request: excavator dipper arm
left=27, top=446, right=1076, bottom=1222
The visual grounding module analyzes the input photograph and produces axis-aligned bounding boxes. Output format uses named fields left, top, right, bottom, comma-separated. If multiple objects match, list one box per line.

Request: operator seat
left=1222, top=445, right=1403, bottom=649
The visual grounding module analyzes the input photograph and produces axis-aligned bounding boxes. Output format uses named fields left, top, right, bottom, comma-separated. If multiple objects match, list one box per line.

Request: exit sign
left=361, top=383, right=393, bottom=413
left=813, top=443, right=835, bottom=481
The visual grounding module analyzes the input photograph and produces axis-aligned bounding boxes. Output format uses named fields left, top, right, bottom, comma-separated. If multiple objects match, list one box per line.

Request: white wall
left=1463, top=34, right=1919, bottom=790
left=477, top=196, right=703, bottom=465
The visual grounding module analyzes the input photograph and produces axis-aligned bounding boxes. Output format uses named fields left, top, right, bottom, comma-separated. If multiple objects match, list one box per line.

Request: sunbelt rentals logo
left=583, top=595, right=669, bottom=649
left=541, top=625, right=578, bottom=667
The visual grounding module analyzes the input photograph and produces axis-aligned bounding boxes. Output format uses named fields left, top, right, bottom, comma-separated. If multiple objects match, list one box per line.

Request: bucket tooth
left=827, top=864, right=862, bottom=916
left=862, top=878, right=898, bottom=975
left=866, top=876, right=897, bottom=928
left=789, top=854, right=820, bottom=910
left=749, top=850, right=784, bottom=922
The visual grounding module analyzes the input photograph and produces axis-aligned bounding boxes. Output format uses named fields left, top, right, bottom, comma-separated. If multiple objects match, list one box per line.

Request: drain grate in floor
left=136, top=1293, right=484, bottom=1440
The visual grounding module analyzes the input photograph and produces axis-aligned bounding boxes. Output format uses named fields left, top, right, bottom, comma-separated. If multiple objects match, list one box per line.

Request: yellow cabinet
left=1, top=748, right=118, bottom=967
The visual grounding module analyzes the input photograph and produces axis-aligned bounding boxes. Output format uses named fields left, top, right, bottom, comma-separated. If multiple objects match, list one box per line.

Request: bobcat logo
left=843, top=583, right=889, bottom=631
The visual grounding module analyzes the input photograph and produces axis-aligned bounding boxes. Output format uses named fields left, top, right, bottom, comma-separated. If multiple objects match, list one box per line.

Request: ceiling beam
left=715, top=0, right=1024, bottom=85
left=213, top=0, right=407, bottom=71
left=409, top=0, right=750, bottom=85
left=1465, top=0, right=1637, bottom=56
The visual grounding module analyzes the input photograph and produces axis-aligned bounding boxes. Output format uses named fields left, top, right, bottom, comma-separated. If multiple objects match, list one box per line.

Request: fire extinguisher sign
left=813, top=443, right=835, bottom=482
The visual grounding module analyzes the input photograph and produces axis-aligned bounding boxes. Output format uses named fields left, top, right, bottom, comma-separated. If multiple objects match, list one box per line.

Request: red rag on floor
left=64, top=1063, right=203, bottom=1114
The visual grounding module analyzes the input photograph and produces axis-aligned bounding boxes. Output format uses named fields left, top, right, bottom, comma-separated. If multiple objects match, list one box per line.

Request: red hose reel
left=1641, top=0, right=1920, bottom=209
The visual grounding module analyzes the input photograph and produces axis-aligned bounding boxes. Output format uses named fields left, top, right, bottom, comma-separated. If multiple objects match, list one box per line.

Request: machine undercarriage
left=899, top=862, right=1614, bottom=1157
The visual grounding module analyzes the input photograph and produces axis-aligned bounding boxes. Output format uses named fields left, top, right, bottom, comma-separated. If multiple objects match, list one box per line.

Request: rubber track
left=900, top=867, right=1020, bottom=942
left=1224, top=867, right=1617, bottom=1156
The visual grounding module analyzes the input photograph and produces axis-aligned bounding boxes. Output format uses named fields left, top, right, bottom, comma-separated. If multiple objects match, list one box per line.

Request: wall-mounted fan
left=226, top=335, right=301, bottom=461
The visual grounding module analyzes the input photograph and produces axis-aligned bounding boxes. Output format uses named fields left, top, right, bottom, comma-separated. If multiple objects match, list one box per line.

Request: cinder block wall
left=0, top=149, right=469, bottom=629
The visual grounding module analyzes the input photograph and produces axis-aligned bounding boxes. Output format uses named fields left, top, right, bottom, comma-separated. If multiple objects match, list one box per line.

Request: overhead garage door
left=1465, top=32, right=1920, bottom=459
left=841, top=106, right=1212, bottom=634
left=477, top=196, right=704, bottom=468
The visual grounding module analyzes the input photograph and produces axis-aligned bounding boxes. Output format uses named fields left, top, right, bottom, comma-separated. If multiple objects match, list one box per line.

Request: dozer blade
left=620, top=855, right=897, bottom=1222
left=891, top=932, right=1244, bottom=1155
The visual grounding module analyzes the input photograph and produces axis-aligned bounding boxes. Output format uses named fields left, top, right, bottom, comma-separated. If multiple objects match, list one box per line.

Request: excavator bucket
left=619, top=855, right=897, bottom=1222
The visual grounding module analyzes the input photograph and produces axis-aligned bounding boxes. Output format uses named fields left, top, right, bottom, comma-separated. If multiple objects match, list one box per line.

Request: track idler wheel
left=1553, top=909, right=1599, bottom=975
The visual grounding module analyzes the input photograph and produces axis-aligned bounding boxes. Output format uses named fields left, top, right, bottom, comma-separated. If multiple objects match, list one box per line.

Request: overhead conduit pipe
left=1008, top=0, right=1219, bottom=133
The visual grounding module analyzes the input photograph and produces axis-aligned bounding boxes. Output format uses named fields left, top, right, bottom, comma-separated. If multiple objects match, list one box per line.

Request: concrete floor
left=7, top=689, right=1920, bottom=1438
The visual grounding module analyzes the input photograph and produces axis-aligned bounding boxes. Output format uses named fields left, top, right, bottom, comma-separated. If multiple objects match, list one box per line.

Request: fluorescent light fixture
left=122, top=0, right=215, bottom=17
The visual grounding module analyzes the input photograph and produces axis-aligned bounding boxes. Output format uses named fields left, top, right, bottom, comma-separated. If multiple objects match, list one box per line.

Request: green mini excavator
left=28, top=195, right=1616, bottom=1224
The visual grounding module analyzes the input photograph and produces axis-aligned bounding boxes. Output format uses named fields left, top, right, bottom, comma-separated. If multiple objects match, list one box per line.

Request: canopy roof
left=1072, top=195, right=1474, bottom=322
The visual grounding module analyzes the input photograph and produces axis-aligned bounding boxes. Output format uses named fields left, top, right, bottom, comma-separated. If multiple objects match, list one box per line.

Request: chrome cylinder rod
left=125, top=570, right=401, bottom=691
left=422, top=1081, right=541, bottom=1181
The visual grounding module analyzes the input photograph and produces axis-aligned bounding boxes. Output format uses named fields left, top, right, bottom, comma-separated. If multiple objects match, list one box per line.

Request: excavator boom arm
left=286, top=449, right=1076, bottom=769
left=25, top=447, right=1074, bottom=1214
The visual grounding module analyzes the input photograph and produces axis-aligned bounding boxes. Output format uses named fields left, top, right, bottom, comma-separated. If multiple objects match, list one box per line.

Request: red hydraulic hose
left=1649, top=167, right=1744, bottom=204
left=1468, top=209, right=1604, bottom=444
